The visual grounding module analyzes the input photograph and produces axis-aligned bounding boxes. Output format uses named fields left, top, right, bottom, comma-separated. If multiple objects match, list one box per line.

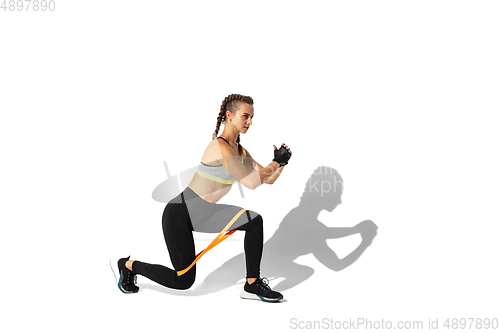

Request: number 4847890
left=1, top=0, right=55, bottom=11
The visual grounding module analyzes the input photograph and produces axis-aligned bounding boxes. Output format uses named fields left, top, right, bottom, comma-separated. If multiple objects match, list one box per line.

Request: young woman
left=111, top=94, right=292, bottom=302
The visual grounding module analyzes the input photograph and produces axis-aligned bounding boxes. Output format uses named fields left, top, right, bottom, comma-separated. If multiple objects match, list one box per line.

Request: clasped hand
left=272, top=143, right=292, bottom=166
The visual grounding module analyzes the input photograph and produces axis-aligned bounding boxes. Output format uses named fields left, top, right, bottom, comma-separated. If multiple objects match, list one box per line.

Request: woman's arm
left=218, top=141, right=279, bottom=190
left=243, top=147, right=284, bottom=185
left=264, top=165, right=284, bottom=184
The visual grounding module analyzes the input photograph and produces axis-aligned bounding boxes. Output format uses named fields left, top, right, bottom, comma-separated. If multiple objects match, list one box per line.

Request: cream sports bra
left=196, top=137, right=244, bottom=185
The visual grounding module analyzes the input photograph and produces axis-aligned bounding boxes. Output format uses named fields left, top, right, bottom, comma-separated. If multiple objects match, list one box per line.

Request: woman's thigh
left=191, top=203, right=260, bottom=233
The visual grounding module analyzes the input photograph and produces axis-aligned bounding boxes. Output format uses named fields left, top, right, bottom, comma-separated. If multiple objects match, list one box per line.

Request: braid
left=213, top=109, right=225, bottom=140
left=213, top=94, right=254, bottom=155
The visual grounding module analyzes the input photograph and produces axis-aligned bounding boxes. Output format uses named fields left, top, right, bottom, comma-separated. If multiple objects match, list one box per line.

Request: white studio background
left=1, top=1, right=499, bottom=332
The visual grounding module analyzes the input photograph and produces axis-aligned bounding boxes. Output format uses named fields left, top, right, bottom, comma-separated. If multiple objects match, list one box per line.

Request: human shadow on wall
left=142, top=166, right=378, bottom=296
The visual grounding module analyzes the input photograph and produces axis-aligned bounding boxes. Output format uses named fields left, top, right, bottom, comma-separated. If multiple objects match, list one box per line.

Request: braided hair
left=213, top=94, right=254, bottom=155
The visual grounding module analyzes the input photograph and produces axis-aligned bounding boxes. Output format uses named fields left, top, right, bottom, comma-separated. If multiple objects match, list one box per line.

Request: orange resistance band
left=177, top=208, right=247, bottom=276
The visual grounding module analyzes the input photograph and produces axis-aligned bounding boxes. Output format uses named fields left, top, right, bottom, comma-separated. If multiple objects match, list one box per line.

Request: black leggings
left=133, top=187, right=263, bottom=290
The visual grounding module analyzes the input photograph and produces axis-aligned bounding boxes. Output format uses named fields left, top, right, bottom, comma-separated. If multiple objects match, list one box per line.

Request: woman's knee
left=243, top=213, right=263, bottom=232
left=253, top=214, right=263, bottom=227
left=232, top=211, right=262, bottom=231
left=177, top=270, right=196, bottom=290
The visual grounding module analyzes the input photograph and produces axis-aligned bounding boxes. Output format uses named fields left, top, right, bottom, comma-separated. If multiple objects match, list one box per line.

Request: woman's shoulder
left=211, top=137, right=236, bottom=154
left=199, top=139, right=219, bottom=161
left=208, top=137, right=246, bottom=158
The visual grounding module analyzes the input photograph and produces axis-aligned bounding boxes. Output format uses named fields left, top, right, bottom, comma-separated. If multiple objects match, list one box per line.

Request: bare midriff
left=187, top=172, right=232, bottom=203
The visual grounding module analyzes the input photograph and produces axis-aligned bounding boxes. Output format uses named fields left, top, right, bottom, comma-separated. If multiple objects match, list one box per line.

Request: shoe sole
left=109, top=258, right=136, bottom=294
left=240, top=290, right=283, bottom=303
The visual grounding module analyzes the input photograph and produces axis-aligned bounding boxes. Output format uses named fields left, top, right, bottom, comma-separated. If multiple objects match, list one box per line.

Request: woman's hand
left=273, top=143, right=291, bottom=154
left=272, top=143, right=292, bottom=166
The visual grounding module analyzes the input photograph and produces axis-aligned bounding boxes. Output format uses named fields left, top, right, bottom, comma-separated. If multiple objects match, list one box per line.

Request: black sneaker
left=110, top=256, right=139, bottom=293
left=240, top=277, right=283, bottom=302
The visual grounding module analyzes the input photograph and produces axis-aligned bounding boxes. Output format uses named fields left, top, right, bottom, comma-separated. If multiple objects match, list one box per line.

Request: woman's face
left=228, top=103, right=254, bottom=134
